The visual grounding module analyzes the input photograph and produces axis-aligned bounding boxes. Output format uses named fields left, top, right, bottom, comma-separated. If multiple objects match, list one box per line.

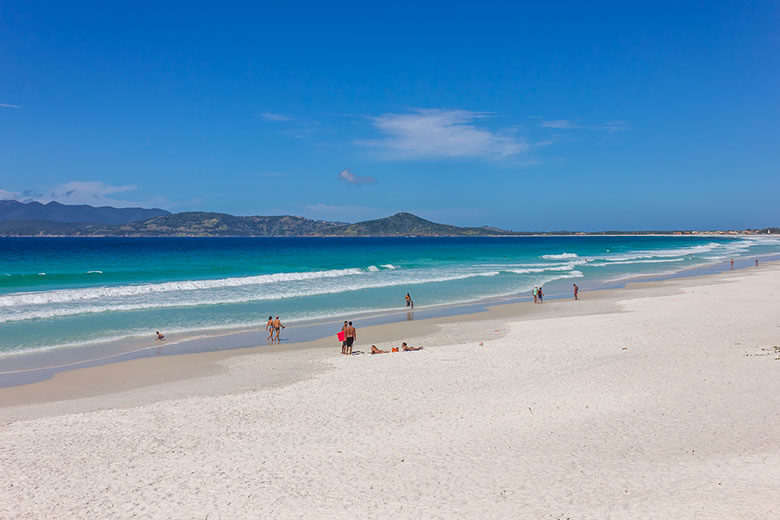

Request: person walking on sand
left=533, top=286, right=538, bottom=303
left=266, top=316, right=274, bottom=343
left=273, top=316, right=285, bottom=343
left=573, top=283, right=579, bottom=300
left=538, top=286, right=544, bottom=303
left=340, top=320, right=348, bottom=355
left=345, top=321, right=356, bottom=355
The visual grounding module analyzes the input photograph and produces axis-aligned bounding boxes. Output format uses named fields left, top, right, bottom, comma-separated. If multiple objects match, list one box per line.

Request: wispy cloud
left=0, top=103, right=22, bottom=109
left=361, top=109, right=528, bottom=161
left=590, top=120, right=628, bottom=132
left=539, top=118, right=629, bottom=132
left=539, top=119, right=582, bottom=129
left=0, top=181, right=165, bottom=208
left=337, top=168, right=376, bottom=185
left=47, top=181, right=140, bottom=206
left=260, top=112, right=293, bottom=122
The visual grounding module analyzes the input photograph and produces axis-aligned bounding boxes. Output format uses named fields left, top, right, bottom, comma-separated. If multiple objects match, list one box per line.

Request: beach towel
left=337, top=331, right=346, bottom=342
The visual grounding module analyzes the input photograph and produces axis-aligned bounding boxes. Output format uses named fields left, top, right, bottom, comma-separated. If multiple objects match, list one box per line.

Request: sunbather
left=401, top=342, right=422, bottom=351
left=371, top=345, right=389, bottom=354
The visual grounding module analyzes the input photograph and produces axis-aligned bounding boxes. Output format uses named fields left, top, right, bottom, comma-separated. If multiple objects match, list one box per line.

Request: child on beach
left=155, top=331, right=165, bottom=341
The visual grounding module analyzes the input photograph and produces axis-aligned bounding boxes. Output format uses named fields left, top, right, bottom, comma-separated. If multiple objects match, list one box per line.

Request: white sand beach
left=1, top=265, right=778, bottom=519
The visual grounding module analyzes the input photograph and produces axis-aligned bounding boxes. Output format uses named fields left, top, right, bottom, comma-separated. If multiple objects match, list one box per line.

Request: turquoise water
left=1, top=236, right=779, bottom=357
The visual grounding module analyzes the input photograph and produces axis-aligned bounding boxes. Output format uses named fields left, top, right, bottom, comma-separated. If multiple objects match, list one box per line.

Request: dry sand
left=0, top=265, right=778, bottom=519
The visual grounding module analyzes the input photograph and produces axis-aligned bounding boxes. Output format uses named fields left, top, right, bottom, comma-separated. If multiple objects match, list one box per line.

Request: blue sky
left=1, top=1, right=778, bottom=230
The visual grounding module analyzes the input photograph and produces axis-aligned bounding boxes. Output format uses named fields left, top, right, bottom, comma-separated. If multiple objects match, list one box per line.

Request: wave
left=503, top=265, right=576, bottom=274
left=0, top=267, right=373, bottom=307
left=541, top=253, right=579, bottom=260
left=0, top=269, right=506, bottom=322
left=587, top=258, right=686, bottom=267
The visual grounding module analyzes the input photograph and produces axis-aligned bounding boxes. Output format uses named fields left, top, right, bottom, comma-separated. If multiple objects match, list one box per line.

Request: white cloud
left=540, top=119, right=582, bottom=129
left=361, top=109, right=528, bottom=161
left=337, top=168, right=376, bottom=185
left=47, top=181, right=138, bottom=206
left=1, top=181, right=158, bottom=208
left=260, top=112, right=292, bottom=121
left=0, top=103, right=22, bottom=109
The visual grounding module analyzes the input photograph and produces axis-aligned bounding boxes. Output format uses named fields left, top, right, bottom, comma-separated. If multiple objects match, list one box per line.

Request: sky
left=1, top=1, right=778, bottom=231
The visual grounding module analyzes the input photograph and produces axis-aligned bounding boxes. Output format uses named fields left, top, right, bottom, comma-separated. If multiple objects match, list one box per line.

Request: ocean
left=1, top=235, right=779, bottom=361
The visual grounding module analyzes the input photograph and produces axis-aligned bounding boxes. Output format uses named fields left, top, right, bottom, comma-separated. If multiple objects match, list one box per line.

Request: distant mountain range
left=0, top=200, right=517, bottom=237
left=0, top=200, right=169, bottom=225
left=0, top=200, right=775, bottom=236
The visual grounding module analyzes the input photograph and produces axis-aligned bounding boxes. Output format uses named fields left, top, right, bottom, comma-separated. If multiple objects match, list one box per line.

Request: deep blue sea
left=1, top=235, right=779, bottom=358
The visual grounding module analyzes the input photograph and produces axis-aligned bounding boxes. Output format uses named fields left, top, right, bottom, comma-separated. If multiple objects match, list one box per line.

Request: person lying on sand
left=155, top=331, right=165, bottom=341
left=401, top=342, right=422, bottom=351
left=371, top=345, right=389, bottom=354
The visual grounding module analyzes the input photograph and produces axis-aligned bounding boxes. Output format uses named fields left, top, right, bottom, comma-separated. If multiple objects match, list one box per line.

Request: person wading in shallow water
left=345, top=321, right=356, bottom=355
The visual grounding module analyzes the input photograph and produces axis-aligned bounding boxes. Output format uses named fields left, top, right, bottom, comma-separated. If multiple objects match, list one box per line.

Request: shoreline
left=0, top=257, right=775, bottom=418
left=1, top=254, right=776, bottom=391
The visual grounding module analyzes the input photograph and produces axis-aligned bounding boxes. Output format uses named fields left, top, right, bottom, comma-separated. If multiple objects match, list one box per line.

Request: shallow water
left=1, top=235, right=779, bottom=357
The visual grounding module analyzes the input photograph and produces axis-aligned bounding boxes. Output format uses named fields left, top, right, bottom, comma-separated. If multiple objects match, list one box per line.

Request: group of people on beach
left=337, top=293, right=423, bottom=355
left=340, top=320, right=356, bottom=354
left=533, top=283, right=580, bottom=303
left=370, top=342, right=422, bottom=354
left=266, top=316, right=286, bottom=343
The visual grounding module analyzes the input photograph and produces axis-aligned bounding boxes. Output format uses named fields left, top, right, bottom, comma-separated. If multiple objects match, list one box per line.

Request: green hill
left=331, top=212, right=518, bottom=237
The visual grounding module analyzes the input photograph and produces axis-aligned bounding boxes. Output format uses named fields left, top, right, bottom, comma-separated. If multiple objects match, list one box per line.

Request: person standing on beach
left=341, top=320, right=348, bottom=355
left=538, top=286, right=544, bottom=303
left=756, top=258, right=759, bottom=266
left=731, top=258, right=734, bottom=270
left=273, top=316, right=285, bottom=343
left=266, top=316, right=274, bottom=343
left=405, top=293, right=411, bottom=307
left=533, top=286, right=538, bottom=303
left=345, top=321, right=356, bottom=355
left=573, top=283, right=579, bottom=300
